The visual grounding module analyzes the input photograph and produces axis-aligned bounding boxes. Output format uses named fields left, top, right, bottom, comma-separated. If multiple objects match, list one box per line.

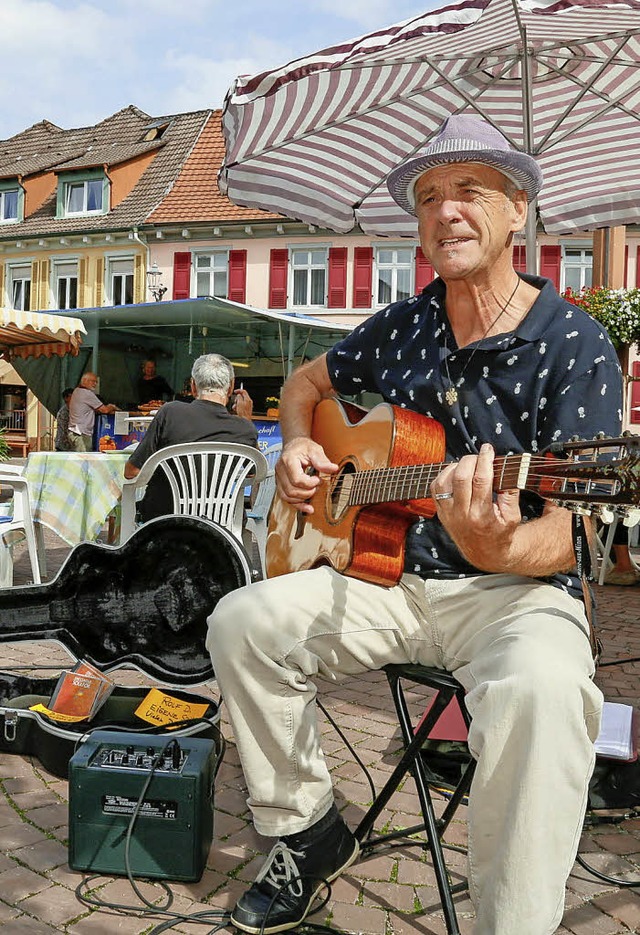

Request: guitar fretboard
left=331, top=452, right=626, bottom=510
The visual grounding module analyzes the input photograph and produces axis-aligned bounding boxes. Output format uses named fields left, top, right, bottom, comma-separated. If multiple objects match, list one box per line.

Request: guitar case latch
left=3, top=711, right=17, bottom=743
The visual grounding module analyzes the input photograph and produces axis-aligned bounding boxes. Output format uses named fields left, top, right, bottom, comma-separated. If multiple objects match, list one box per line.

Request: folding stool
left=355, top=664, right=475, bottom=935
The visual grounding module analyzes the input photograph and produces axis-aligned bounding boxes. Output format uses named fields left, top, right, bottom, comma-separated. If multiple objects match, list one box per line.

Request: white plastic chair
left=245, top=442, right=282, bottom=577
left=119, top=442, right=268, bottom=551
left=0, top=469, right=42, bottom=586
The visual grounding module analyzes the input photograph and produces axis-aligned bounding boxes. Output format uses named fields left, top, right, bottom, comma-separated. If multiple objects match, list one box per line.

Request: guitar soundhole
left=329, top=464, right=355, bottom=521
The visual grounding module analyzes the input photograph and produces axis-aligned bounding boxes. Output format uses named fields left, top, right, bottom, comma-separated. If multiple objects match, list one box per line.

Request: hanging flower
left=563, top=286, right=640, bottom=350
left=265, top=396, right=280, bottom=407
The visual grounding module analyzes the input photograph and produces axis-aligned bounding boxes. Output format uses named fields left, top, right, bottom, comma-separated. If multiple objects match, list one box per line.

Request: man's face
left=84, top=375, right=98, bottom=390
left=414, top=163, right=527, bottom=282
left=143, top=362, right=156, bottom=378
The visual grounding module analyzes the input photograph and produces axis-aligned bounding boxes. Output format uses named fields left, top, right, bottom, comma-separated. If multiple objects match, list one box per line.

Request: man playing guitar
left=206, top=115, right=623, bottom=935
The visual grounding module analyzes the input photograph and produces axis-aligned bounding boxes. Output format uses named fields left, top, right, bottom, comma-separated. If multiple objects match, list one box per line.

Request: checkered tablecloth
left=24, top=452, right=129, bottom=546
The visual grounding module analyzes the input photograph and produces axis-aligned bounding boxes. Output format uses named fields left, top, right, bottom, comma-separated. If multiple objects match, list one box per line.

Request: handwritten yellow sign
left=134, top=689, right=209, bottom=727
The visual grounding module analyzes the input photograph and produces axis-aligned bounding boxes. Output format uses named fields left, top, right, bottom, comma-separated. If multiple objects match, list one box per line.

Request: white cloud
left=0, top=0, right=441, bottom=138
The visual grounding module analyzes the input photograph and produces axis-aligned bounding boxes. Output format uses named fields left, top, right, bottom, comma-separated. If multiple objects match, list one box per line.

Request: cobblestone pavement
left=0, top=530, right=639, bottom=933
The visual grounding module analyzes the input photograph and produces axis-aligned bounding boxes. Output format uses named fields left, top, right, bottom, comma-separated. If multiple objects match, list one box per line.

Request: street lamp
left=146, top=263, right=167, bottom=302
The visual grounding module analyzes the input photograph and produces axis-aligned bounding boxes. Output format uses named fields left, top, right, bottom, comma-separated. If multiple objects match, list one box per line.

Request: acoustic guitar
left=266, top=398, right=640, bottom=587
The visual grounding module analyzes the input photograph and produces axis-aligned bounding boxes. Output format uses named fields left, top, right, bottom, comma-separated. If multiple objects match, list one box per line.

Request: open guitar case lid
left=0, top=515, right=252, bottom=778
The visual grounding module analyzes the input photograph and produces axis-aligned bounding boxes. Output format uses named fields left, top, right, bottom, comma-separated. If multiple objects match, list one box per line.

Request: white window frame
left=560, top=242, right=593, bottom=293
left=7, top=262, right=32, bottom=311
left=0, top=187, right=19, bottom=224
left=289, top=246, right=329, bottom=308
left=193, top=248, right=230, bottom=299
left=64, top=178, right=104, bottom=216
left=51, top=258, right=79, bottom=310
left=374, top=245, right=415, bottom=307
left=105, top=254, right=135, bottom=306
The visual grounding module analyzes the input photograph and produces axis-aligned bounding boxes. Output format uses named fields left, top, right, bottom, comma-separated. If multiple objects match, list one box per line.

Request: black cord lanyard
left=572, top=512, right=601, bottom=661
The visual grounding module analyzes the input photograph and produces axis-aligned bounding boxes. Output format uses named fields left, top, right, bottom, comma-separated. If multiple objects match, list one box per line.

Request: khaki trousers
left=68, top=432, right=93, bottom=452
left=206, top=569, right=602, bottom=935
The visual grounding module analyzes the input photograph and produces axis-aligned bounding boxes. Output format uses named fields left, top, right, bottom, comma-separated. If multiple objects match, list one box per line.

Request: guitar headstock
left=539, top=433, right=640, bottom=524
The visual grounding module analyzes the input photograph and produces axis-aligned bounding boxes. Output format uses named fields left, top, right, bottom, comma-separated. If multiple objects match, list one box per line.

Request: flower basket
left=563, top=287, right=640, bottom=351
left=266, top=396, right=280, bottom=418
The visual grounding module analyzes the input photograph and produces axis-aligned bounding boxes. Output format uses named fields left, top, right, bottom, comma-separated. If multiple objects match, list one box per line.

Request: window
left=9, top=265, right=31, bottom=310
left=109, top=258, right=134, bottom=305
left=375, top=247, right=414, bottom=305
left=291, top=248, right=327, bottom=306
left=54, top=262, right=78, bottom=310
left=58, top=173, right=106, bottom=217
left=195, top=252, right=228, bottom=298
left=0, top=187, right=19, bottom=223
left=562, top=246, right=592, bottom=292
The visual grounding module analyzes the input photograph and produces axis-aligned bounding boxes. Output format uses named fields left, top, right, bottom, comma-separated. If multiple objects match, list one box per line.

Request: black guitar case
left=0, top=514, right=252, bottom=778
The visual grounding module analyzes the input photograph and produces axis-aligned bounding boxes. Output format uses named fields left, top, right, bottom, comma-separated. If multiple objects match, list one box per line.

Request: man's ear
left=510, top=191, right=528, bottom=233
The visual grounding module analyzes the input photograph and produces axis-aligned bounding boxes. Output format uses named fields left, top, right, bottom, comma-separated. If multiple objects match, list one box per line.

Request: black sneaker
left=230, top=804, right=360, bottom=934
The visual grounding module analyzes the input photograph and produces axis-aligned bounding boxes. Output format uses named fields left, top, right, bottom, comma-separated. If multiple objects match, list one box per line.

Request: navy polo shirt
left=326, top=274, right=623, bottom=596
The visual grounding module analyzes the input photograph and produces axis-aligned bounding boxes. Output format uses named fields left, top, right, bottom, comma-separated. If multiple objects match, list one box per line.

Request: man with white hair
left=206, top=115, right=623, bottom=935
left=68, top=372, right=118, bottom=452
left=125, top=353, right=256, bottom=522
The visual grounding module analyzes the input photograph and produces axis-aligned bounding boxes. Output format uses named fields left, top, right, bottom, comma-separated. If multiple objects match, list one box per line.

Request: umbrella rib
left=535, top=38, right=640, bottom=152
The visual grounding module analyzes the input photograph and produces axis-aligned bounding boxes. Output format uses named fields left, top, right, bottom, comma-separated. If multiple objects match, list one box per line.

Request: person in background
left=205, top=115, right=623, bottom=935
left=54, top=387, right=74, bottom=451
left=68, top=373, right=118, bottom=452
left=137, top=360, right=173, bottom=406
left=603, top=522, right=639, bottom=585
left=124, top=353, right=256, bottom=522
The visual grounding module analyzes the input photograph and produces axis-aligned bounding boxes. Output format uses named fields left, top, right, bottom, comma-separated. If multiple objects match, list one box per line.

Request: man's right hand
left=275, top=437, right=339, bottom=514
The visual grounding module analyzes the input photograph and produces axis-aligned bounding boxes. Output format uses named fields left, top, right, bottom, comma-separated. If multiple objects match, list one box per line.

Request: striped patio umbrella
left=220, top=0, right=640, bottom=263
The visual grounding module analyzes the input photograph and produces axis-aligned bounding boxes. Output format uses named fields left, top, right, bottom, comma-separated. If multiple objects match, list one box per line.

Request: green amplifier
left=68, top=730, right=217, bottom=881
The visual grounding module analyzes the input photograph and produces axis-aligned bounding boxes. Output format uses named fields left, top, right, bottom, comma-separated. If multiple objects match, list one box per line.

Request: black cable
left=316, top=697, right=377, bottom=805
left=575, top=853, right=640, bottom=888
left=598, top=656, right=640, bottom=667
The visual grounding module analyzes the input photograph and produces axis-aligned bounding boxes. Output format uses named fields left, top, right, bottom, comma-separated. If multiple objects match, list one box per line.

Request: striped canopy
left=220, top=0, right=640, bottom=238
left=0, top=308, right=86, bottom=360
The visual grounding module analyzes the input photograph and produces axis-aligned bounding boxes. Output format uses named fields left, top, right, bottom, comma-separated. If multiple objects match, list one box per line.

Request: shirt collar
left=430, top=273, right=558, bottom=349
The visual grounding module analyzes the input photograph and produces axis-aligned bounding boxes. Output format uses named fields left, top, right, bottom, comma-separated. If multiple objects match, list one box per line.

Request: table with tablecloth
left=24, top=452, right=129, bottom=546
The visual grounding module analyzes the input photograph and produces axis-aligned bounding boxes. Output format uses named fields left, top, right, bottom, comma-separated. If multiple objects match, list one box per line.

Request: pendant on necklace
left=445, top=386, right=458, bottom=406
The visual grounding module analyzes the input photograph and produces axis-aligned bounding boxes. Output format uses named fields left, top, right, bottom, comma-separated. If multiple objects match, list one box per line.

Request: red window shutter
left=327, top=247, right=347, bottom=308
left=269, top=249, right=288, bottom=309
left=352, top=246, right=373, bottom=308
left=624, top=245, right=629, bottom=288
left=414, top=247, right=435, bottom=293
left=228, top=249, right=247, bottom=303
left=540, top=245, right=561, bottom=289
left=172, top=252, right=191, bottom=300
left=631, top=361, right=640, bottom=425
left=513, top=244, right=527, bottom=273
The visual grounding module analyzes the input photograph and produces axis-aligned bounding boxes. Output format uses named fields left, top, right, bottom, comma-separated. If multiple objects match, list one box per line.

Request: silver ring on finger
left=433, top=492, right=453, bottom=501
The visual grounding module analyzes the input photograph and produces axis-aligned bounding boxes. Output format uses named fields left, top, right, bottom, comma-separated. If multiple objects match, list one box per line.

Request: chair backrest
left=120, top=442, right=268, bottom=545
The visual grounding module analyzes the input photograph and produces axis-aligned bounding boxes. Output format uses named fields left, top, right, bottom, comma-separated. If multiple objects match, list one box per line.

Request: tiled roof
left=57, top=139, right=165, bottom=172
left=146, top=110, right=283, bottom=225
left=0, top=106, right=213, bottom=238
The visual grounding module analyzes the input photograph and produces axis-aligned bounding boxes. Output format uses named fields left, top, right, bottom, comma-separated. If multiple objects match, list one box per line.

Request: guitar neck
left=343, top=451, right=626, bottom=508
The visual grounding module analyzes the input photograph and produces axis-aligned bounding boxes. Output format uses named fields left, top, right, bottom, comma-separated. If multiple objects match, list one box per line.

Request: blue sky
left=1, top=0, right=444, bottom=140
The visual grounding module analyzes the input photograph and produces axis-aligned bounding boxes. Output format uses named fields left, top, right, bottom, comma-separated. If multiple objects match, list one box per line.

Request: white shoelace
left=256, top=842, right=305, bottom=898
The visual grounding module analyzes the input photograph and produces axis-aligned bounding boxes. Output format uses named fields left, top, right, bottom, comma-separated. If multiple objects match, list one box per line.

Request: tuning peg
left=569, top=503, right=591, bottom=516
left=594, top=431, right=607, bottom=439
left=623, top=509, right=640, bottom=528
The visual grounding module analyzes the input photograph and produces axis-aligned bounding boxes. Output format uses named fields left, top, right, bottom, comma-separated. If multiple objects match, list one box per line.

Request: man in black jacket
left=124, top=353, right=257, bottom=522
